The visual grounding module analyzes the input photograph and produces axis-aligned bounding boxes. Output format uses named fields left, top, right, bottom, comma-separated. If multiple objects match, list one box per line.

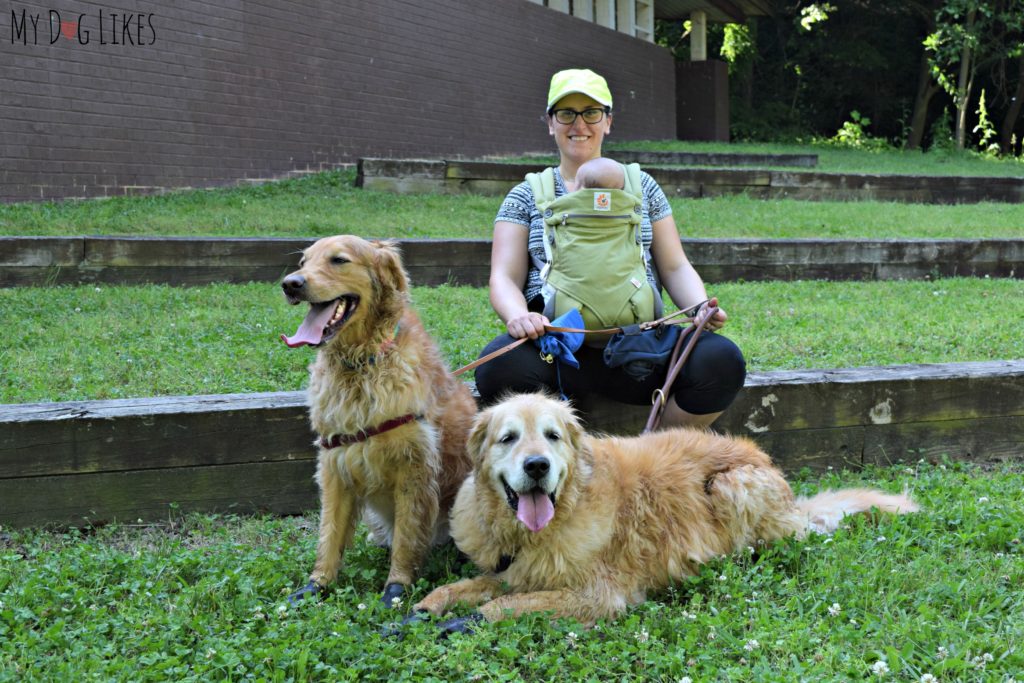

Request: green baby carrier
left=527, top=162, right=664, bottom=344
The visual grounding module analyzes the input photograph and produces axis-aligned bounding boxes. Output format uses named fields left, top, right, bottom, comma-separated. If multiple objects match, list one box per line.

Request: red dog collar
left=319, top=414, right=420, bottom=449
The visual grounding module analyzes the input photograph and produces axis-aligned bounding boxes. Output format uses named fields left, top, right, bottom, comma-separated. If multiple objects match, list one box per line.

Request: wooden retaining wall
left=2, top=236, right=1019, bottom=288
left=606, top=149, right=818, bottom=168
left=2, top=360, right=1021, bottom=527
left=357, top=158, right=1024, bottom=204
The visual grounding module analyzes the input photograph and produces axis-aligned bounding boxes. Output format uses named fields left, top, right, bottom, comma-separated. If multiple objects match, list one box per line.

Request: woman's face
left=547, top=93, right=612, bottom=166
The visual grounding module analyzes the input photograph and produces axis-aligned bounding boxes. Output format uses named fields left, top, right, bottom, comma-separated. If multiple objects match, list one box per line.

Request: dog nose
left=523, top=456, right=550, bottom=480
left=282, top=274, right=306, bottom=295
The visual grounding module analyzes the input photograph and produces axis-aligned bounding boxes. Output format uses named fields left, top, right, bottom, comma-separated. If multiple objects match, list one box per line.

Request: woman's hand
left=701, top=296, right=728, bottom=332
left=506, top=311, right=549, bottom=340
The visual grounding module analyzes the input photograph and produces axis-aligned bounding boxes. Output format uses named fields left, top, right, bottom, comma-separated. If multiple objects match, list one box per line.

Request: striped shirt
left=494, top=167, right=673, bottom=303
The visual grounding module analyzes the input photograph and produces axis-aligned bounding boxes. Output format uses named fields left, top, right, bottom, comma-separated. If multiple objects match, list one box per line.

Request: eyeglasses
left=550, top=107, right=610, bottom=125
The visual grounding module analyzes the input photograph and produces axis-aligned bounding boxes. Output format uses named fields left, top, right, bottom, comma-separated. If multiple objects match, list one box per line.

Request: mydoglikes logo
left=10, top=7, right=156, bottom=45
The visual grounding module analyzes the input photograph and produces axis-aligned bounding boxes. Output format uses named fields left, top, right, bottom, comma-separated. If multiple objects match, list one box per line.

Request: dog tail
left=796, top=488, right=919, bottom=534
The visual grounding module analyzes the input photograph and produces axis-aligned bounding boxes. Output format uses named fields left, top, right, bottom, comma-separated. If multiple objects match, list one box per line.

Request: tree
left=924, top=0, right=1024, bottom=150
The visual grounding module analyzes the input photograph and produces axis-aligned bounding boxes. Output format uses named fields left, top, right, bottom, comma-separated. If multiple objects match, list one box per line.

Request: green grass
left=2, top=278, right=1021, bottom=404
left=3, top=152, right=1024, bottom=239
left=1, top=461, right=1021, bottom=681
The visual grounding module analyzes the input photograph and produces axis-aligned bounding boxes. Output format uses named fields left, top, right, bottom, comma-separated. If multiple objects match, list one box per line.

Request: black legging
left=474, top=327, right=747, bottom=415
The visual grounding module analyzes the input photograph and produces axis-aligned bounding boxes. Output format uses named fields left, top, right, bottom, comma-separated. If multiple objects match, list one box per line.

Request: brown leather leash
left=452, top=305, right=706, bottom=377
left=643, top=305, right=718, bottom=433
left=454, top=302, right=720, bottom=433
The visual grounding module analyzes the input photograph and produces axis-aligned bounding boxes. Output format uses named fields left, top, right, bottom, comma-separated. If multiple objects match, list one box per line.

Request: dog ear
left=371, top=240, right=409, bottom=293
left=466, top=409, right=493, bottom=464
left=561, top=404, right=585, bottom=455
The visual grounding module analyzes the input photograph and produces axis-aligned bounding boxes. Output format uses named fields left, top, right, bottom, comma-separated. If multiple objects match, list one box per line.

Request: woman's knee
left=672, top=334, right=746, bottom=414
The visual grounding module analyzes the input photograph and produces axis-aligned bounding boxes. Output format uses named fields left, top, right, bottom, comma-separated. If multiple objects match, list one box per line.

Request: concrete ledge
left=357, top=158, right=1024, bottom=204
left=2, top=360, right=1021, bottom=527
left=2, top=236, right=1019, bottom=287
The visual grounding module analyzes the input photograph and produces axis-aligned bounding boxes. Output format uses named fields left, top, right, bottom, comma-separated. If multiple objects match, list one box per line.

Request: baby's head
left=573, top=157, right=624, bottom=191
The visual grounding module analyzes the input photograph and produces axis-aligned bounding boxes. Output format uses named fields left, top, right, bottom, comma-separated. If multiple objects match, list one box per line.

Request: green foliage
left=828, top=111, right=892, bottom=150
left=1, top=462, right=1022, bottom=680
left=798, top=3, right=837, bottom=32
left=720, top=22, right=755, bottom=75
left=928, top=107, right=959, bottom=155
left=974, top=88, right=1001, bottom=155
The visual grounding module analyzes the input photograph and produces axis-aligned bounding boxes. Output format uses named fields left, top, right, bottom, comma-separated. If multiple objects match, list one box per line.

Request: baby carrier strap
left=525, top=162, right=644, bottom=272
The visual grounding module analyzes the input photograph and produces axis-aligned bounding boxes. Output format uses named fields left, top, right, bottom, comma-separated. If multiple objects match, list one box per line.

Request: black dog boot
left=381, top=582, right=406, bottom=608
left=287, top=580, right=326, bottom=606
left=380, top=608, right=431, bottom=639
left=437, top=612, right=485, bottom=638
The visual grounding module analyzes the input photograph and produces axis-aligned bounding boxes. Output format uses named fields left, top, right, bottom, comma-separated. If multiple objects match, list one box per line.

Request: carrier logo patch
left=593, top=191, right=611, bottom=211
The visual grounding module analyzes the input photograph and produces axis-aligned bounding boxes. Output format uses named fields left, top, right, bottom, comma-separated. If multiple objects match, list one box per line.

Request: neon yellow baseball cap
left=546, top=68, right=613, bottom=112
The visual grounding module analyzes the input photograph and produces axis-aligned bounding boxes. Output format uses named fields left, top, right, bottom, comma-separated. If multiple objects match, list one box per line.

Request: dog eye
left=331, top=256, right=349, bottom=265
left=498, top=431, right=518, bottom=444
left=544, top=430, right=561, bottom=441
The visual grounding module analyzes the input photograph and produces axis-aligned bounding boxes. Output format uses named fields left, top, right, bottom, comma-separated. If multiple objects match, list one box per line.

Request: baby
left=570, top=157, right=624, bottom=192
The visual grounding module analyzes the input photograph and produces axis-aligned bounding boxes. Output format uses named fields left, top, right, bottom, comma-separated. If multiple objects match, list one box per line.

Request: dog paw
left=437, top=612, right=485, bottom=638
left=287, top=580, right=326, bottom=606
left=381, top=582, right=406, bottom=608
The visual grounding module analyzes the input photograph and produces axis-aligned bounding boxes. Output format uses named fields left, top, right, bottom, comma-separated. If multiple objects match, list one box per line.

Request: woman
left=476, top=68, right=745, bottom=430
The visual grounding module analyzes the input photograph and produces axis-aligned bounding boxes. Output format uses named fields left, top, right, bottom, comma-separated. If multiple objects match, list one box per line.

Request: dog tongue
left=281, top=300, right=338, bottom=348
left=517, top=490, right=554, bottom=532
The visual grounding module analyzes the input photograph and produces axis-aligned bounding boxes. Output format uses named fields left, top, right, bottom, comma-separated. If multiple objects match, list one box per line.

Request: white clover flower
left=744, top=639, right=759, bottom=651
left=978, top=496, right=990, bottom=503
left=679, top=678, right=693, bottom=683
left=920, top=674, right=937, bottom=683
left=828, top=602, right=842, bottom=616
left=936, top=646, right=948, bottom=660
left=357, top=603, right=367, bottom=611
left=718, top=574, right=727, bottom=581
left=876, top=536, right=887, bottom=542
left=635, top=628, right=650, bottom=643
left=565, top=631, right=578, bottom=648
left=390, top=596, right=403, bottom=607
left=277, top=604, right=288, bottom=614
left=871, top=660, right=889, bottom=676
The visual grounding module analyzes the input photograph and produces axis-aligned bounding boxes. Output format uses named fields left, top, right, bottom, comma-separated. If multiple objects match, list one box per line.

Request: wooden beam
left=1, top=236, right=1020, bottom=287
left=2, top=361, right=1021, bottom=527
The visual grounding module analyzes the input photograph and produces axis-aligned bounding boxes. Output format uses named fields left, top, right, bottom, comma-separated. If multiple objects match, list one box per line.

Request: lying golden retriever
left=414, top=393, right=917, bottom=627
left=281, top=235, right=476, bottom=606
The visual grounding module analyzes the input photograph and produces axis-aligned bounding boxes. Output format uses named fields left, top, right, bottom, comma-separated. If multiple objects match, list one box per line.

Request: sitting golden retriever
left=281, top=235, right=475, bottom=606
left=413, top=393, right=917, bottom=627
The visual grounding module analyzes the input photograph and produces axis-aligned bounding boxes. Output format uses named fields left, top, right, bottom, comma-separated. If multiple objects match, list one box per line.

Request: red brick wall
left=1, top=1, right=675, bottom=202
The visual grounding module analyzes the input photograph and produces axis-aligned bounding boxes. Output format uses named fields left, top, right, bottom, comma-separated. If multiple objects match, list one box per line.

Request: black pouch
left=603, top=323, right=683, bottom=382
